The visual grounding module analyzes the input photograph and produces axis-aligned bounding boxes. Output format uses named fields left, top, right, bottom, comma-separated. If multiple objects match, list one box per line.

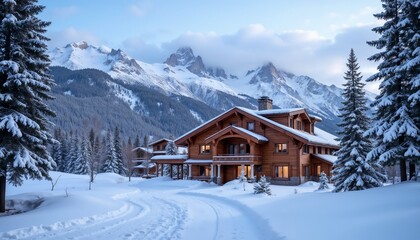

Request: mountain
left=49, top=41, right=372, bottom=135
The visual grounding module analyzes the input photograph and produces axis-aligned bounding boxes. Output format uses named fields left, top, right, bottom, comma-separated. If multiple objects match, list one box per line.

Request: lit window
left=247, top=122, right=255, bottom=131
left=275, top=143, right=288, bottom=153
left=200, top=145, right=211, bottom=154
left=274, top=165, right=289, bottom=178
left=317, top=165, right=321, bottom=176
left=237, top=166, right=252, bottom=178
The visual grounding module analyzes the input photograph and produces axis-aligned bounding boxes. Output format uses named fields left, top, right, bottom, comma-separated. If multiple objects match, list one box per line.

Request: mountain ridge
left=49, top=41, right=373, bottom=134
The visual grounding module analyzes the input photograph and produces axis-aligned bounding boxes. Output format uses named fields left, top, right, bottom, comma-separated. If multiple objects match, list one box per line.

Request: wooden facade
left=153, top=97, right=339, bottom=186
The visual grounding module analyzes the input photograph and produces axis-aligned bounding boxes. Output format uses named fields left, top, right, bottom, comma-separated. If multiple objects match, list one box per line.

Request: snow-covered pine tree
left=67, top=133, right=80, bottom=174
left=51, top=129, right=63, bottom=172
left=74, top=136, right=90, bottom=175
left=113, top=127, right=125, bottom=175
left=165, top=139, right=178, bottom=155
left=164, top=139, right=177, bottom=177
left=0, top=0, right=55, bottom=212
left=102, top=130, right=118, bottom=173
left=366, top=0, right=420, bottom=181
left=399, top=0, right=420, bottom=179
left=318, top=172, right=329, bottom=190
left=253, top=175, right=272, bottom=195
left=332, top=49, right=386, bottom=192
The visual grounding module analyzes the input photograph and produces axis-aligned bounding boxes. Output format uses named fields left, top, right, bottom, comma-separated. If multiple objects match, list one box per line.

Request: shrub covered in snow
left=254, top=175, right=271, bottom=195
left=318, top=172, right=329, bottom=190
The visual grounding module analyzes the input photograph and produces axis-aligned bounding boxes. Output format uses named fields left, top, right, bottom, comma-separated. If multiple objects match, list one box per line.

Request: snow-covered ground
left=1, top=172, right=419, bottom=240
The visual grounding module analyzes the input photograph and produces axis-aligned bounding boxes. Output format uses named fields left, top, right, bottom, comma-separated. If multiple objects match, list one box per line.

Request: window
left=274, top=143, right=288, bottom=153
left=289, top=119, right=294, bottom=128
left=317, top=165, right=321, bottom=176
left=303, top=144, right=309, bottom=154
left=162, top=144, right=166, bottom=150
left=247, top=122, right=255, bottom=131
left=229, top=122, right=237, bottom=126
left=312, top=146, right=316, bottom=154
left=274, top=165, right=289, bottom=179
left=302, top=121, right=306, bottom=131
left=200, top=144, right=211, bottom=154
left=156, top=145, right=160, bottom=151
left=318, top=146, right=322, bottom=154
left=237, top=166, right=252, bottom=178
left=297, top=121, right=302, bottom=130
left=199, top=166, right=211, bottom=176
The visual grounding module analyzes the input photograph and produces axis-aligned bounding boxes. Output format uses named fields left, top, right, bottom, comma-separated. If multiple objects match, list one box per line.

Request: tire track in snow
left=0, top=189, right=187, bottom=240
left=178, top=192, right=285, bottom=240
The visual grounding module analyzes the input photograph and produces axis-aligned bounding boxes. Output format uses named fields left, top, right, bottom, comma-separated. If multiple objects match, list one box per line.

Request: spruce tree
left=0, top=0, right=55, bottom=212
left=318, top=172, right=330, bottom=191
left=366, top=0, right=420, bottom=181
left=113, top=127, right=124, bottom=175
left=102, top=130, right=118, bottom=173
left=74, top=136, right=90, bottom=175
left=165, top=139, right=178, bottom=155
left=51, top=129, right=63, bottom=172
left=67, top=133, right=80, bottom=174
left=253, top=175, right=271, bottom=195
left=332, top=49, right=386, bottom=192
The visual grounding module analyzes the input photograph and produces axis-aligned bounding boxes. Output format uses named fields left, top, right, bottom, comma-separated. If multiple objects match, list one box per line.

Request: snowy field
left=1, top=172, right=419, bottom=240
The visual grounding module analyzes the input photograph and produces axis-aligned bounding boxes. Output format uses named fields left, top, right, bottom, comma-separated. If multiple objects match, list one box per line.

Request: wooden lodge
left=152, top=96, right=339, bottom=185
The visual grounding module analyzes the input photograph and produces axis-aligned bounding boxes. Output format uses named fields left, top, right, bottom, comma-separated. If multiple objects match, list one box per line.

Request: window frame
left=199, top=144, right=211, bottom=154
left=274, top=143, right=288, bottom=153
left=274, top=165, right=290, bottom=179
left=247, top=121, right=255, bottom=131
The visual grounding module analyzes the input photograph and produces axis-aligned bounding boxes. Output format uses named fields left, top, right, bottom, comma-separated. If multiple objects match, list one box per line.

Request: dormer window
left=247, top=122, right=255, bottom=131
left=289, top=119, right=294, bottom=128
left=297, top=121, right=302, bottom=130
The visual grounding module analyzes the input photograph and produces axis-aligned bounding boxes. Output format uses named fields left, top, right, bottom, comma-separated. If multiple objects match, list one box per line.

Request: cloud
left=47, top=27, right=101, bottom=49
left=145, top=24, right=378, bottom=91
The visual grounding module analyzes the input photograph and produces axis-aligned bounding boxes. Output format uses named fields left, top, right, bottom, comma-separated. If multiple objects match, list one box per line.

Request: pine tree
left=332, top=49, right=386, bottom=192
left=51, top=129, right=63, bottom=172
left=113, top=127, right=125, bottom=175
left=67, top=133, right=80, bottom=174
left=74, top=136, right=90, bottom=175
left=366, top=0, right=420, bottom=181
left=0, top=0, right=55, bottom=212
left=318, top=172, right=330, bottom=190
left=134, top=135, right=141, bottom=148
left=254, top=175, right=272, bottom=195
left=102, top=130, right=118, bottom=173
left=165, top=139, right=178, bottom=155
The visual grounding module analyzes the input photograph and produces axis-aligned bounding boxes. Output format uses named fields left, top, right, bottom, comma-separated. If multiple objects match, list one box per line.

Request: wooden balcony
left=212, top=155, right=262, bottom=165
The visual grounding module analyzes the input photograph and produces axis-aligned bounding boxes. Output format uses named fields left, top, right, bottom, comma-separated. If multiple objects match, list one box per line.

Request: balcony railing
left=213, top=155, right=262, bottom=164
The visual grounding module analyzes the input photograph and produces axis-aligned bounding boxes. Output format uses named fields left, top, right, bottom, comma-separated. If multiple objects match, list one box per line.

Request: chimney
left=258, top=96, right=273, bottom=111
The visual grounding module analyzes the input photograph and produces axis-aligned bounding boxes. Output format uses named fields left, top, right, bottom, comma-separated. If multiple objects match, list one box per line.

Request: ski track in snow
left=1, top=186, right=283, bottom=240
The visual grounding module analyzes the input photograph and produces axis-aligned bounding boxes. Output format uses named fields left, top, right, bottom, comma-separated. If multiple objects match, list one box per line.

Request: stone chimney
left=258, top=96, right=273, bottom=111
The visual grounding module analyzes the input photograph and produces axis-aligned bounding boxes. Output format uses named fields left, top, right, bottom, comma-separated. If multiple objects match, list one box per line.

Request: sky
left=38, top=0, right=384, bottom=93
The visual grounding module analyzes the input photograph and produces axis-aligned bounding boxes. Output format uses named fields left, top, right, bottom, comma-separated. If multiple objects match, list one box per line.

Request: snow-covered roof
left=151, top=155, right=188, bottom=160
left=254, top=108, right=304, bottom=115
left=176, top=106, right=339, bottom=148
left=133, top=163, right=156, bottom=169
left=232, top=126, right=268, bottom=141
left=204, top=125, right=268, bottom=142
left=238, top=107, right=339, bottom=147
left=309, top=114, right=322, bottom=121
left=185, top=159, right=213, bottom=164
left=132, top=146, right=153, bottom=153
left=148, top=138, right=171, bottom=146
left=313, top=154, right=337, bottom=164
left=152, top=150, right=167, bottom=154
